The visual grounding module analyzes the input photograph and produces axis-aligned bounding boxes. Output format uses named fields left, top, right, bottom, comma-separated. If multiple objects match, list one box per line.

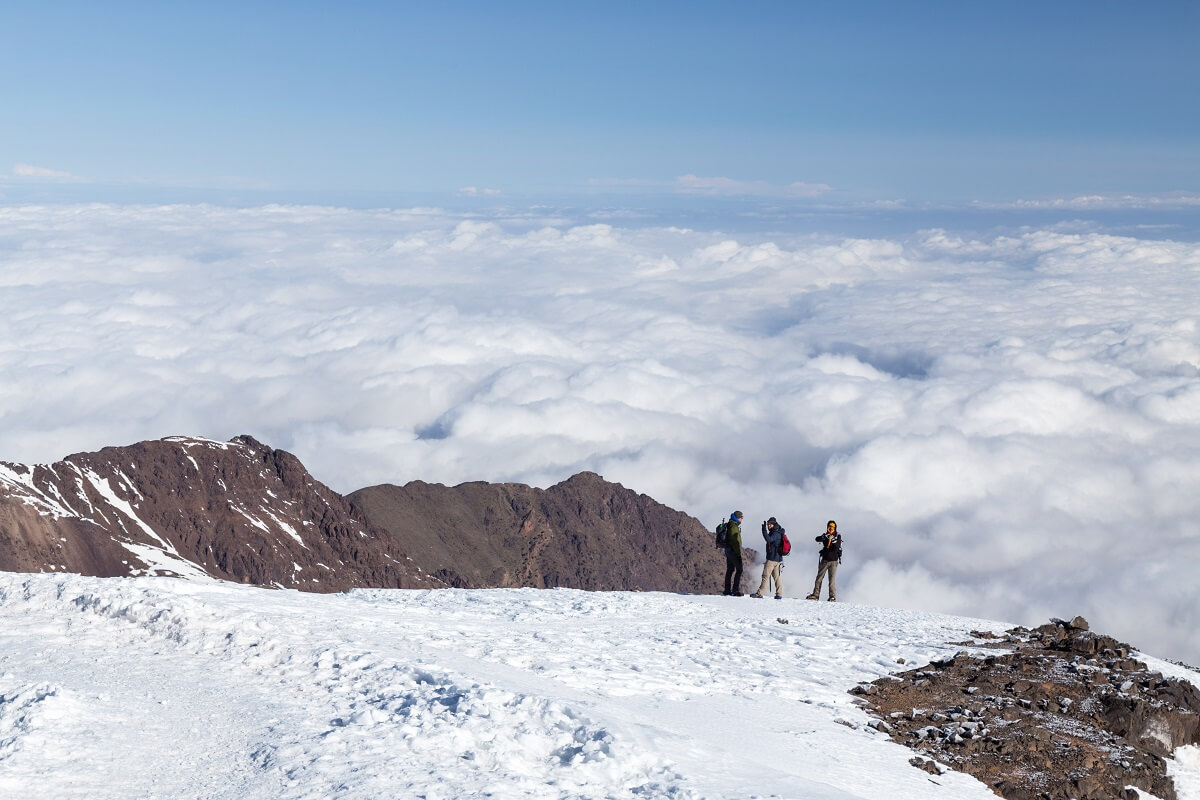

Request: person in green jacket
left=723, top=510, right=745, bottom=596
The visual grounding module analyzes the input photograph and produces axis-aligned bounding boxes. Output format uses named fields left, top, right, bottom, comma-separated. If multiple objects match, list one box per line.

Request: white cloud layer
left=2, top=203, right=1199, bottom=664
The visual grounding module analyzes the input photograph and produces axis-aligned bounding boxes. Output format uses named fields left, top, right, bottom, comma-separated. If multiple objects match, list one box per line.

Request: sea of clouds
left=2, top=203, right=1198, bottom=663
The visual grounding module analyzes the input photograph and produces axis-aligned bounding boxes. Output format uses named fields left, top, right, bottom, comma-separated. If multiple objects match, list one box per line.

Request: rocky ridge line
left=348, top=470, right=738, bottom=593
left=1, top=435, right=731, bottom=595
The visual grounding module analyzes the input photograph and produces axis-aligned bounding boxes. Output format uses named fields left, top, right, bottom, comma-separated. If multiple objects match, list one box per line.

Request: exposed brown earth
left=347, top=471, right=736, bottom=593
left=1, top=435, right=736, bottom=595
left=853, top=616, right=1200, bottom=800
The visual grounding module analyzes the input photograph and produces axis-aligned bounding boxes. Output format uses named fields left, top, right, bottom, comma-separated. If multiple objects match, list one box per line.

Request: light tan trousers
left=756, top=560, right=783, bottom=597
left=811, top=559, right=838, bottom=600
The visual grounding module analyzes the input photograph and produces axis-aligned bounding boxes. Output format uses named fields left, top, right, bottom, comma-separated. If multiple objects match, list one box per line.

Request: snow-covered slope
left=0, top=573, right=1196, bottom=799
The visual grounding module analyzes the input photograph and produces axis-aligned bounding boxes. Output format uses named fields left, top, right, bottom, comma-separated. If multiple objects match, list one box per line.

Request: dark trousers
left=724, top=549, right=743, bottom=594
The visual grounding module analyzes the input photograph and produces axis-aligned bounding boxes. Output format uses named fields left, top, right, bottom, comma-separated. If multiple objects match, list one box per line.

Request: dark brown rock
left=909, top=756, right=943, bottom=775
left=347, top=470, right=735, bottom=594
left=856, top=620, right=1200, bottom=800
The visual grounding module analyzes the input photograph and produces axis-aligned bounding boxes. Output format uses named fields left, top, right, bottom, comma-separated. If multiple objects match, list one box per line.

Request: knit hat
left=767, top=516, right=777, bottom=525
left=731, top=510, right=743, bottom=521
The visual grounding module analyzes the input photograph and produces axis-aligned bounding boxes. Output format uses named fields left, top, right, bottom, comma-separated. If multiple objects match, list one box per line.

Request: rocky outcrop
left=854, top=617, right=1200, bottom=800
left=2, top=436, right=735, bottom=595
left=0, top=436, right=436, bottom=591
left=347, top=471, right=736, bottom=594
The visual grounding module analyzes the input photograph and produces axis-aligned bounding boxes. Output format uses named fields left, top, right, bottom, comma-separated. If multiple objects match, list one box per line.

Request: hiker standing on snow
left=723, top=510, right=745, bottom=596
left=806, top=520, right=842, bottom=602
left=750, top=517, right=787, bottom=599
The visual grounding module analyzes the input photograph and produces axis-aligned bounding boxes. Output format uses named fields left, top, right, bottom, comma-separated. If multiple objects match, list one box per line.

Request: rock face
left=854, top=617, right=1200, bottom=800
left=0, top=436, right=435, bottom=591
left=1, top=436, right=736, bottom=595
left=347, top=471, right=736, bottom=593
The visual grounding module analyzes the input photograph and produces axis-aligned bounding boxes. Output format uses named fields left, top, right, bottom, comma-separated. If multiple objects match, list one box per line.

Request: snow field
left=3, top=574, right=1195, bottom=799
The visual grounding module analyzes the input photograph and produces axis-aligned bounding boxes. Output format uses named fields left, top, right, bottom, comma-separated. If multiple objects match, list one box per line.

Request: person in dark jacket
left=750, top=517, right=786, bottom=599
left=723, top=510, right=745, bottom=596
left=806, top=520, right=842, bottom=601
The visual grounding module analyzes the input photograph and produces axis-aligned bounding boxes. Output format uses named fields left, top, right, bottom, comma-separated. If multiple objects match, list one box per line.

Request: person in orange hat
left=807, top=520, right=842, bottom=601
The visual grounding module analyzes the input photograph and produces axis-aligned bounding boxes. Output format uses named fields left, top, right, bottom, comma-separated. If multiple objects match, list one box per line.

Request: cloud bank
left=1, top=203, right=1199, bottom=664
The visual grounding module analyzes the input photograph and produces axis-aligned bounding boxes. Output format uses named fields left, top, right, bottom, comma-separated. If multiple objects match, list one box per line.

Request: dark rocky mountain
left=0, top=435, right=436, bottom=591
left=347, top=472, right=734, bottom=593
left=0, top=435, right=735, bottom=594
left=855, top=616, right=1200, bottom=800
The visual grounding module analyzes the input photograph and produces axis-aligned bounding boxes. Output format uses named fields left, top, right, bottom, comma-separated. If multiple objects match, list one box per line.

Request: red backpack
left=780, top=532, right=792, bottom=556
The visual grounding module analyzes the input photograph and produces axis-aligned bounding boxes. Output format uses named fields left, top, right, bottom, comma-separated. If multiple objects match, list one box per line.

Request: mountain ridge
left=0, top=434, right=732, bottom=595
left=347, top=468, right=727, bottom=592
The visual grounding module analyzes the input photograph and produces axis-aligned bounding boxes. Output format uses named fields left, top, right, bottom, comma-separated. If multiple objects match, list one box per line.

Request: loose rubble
left=853, top=617, right=1200, bottom=800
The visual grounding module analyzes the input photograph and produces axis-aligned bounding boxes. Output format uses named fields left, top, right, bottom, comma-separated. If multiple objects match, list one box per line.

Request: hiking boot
left=750, top=593, right=763, bottom=598
left=732, top=592, right=744, bottom=597
left=827, top=598, right=836, bottom=602
left=721, top=590, right=731, bottom=596
left=774, top=595, right=783, bottom=600
left=805, top=594, right=818, bottom=600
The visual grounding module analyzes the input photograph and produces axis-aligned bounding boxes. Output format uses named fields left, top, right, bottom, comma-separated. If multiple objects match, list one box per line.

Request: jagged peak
left=548, top=470, right=619, bottom=492
left=229, top=434, right=267, bottom=451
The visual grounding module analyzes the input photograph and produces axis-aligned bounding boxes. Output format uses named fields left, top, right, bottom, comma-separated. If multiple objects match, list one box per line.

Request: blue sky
left=2, top=1, right=1198, bottom=206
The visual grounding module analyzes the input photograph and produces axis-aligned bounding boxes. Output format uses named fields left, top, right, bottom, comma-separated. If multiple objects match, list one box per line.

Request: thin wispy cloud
left=982, top=193, right=1200, bottom=210
left=587, top=177, right=659, bottom=188
left=11, top=163, right=84, bottom=182
left=457, top=186, right=502, bottom=197
left=586, top=175, right=832, bottom=198
left=1, top=204, right=1199, bottom=664
left=675, top=174, right=832, bottom=197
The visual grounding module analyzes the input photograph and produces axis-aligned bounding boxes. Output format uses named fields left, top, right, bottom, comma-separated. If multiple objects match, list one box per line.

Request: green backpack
left=714, top=519, right=729, bottom=548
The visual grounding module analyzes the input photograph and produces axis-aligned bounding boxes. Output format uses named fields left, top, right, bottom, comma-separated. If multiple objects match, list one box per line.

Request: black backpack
left=714, top=520, right=729, bottom=548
